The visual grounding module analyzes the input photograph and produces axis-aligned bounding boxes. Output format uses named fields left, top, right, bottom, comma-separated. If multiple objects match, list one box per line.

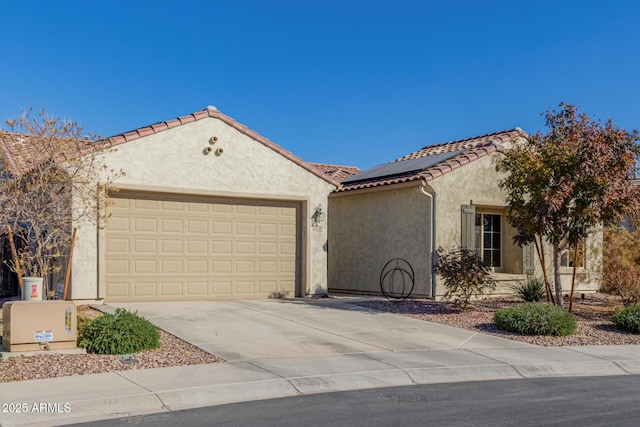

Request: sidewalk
left=1, top=344, right=640, bottom=427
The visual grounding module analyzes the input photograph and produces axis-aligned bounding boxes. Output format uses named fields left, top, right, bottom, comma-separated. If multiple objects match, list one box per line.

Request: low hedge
left=78, top=308, right=160, bottom=355
left=612, top=305, right=640, bottom=333
left=493, top=303, right=576, bottom=337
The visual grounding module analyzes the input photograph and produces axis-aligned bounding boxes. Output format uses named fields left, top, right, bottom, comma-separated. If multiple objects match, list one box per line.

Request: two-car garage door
left=103, top=193, right=300, bottom=301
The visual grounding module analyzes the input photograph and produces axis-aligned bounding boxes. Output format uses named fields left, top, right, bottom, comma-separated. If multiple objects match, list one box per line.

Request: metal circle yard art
left=379, top=258, right=415, bottom=301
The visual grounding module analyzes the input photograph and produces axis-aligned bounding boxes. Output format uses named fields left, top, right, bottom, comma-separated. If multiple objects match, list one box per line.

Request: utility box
left=2, top=301, right=77, bottom=352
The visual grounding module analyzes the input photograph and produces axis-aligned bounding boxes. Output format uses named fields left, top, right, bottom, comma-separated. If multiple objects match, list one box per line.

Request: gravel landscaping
left=0, top=306, right=223, bottom=383
left=351, top=292, right=640, bottom=346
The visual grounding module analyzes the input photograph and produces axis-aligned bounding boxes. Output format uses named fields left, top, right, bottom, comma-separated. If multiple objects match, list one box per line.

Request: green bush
left=435, top=247, right=496, bottom=310
left=494, top=303, right=576, bottom=336
left=510, top=277, right=546, bottom=302
left=79, top=308, right=160, bottom=354
left=612, top=305, right=640, bottom=333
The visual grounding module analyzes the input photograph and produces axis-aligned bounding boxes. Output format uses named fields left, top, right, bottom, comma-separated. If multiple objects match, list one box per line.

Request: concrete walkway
left=2, top=298, right=640, bottom=426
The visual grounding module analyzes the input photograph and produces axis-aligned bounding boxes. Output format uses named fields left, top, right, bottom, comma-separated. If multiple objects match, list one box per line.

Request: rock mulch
left=0, top=306, right=223, bottom=383
left=351, top=293, right=640, bottom=347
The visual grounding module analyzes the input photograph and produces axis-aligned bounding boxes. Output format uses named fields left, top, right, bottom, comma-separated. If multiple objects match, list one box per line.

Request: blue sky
left=1, top=1, right=639, bottom=169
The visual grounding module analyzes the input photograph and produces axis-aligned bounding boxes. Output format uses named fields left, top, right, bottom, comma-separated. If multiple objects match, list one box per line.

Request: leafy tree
left=0, top=109, right=123, bottom=294
left=496, top=103, right=640, bottom=308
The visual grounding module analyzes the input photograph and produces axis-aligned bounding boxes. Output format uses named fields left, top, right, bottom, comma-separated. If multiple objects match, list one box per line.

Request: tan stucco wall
left=328, top=185, right=432, bottom=297
left=329, top=152, right=602, bottom=299
left=429, top=153, right=602, bottom=296
left=71, top=117, right=335, bottom=300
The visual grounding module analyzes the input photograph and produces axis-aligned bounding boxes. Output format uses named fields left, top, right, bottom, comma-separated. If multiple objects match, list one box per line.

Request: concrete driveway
left=110, top=297, right=530, bottom=362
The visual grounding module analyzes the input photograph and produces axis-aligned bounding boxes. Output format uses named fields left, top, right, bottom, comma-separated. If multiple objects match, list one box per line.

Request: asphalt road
left=78, top=375, right=640, bottom=426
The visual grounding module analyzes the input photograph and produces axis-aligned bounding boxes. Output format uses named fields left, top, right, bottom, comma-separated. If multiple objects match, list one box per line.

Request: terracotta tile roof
left=336, top=128, right=527, bottom=193
left=106, top=106, right=340, bottom=187
left=1, top=107, right=340, bottom=187
left=0, top=131, right=105, bottom=178
left=307, top=162, right=361, bottom=182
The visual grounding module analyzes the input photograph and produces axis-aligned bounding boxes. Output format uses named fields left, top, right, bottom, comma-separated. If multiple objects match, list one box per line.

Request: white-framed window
left=475, top=213, right=501, bottom=268
left=560, top=243, right=585, bottom=268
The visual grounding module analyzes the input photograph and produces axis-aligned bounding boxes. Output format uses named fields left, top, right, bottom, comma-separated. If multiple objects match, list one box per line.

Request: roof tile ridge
left=414, top=127, right=525, bottom=152
left=308, top=161, right=361, bottom=170
left=0, top=132, right=21, bottom=176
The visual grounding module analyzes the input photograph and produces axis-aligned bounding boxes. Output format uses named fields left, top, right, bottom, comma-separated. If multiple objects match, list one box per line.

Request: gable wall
left=328, top=185, right=432, bottom=297
left=429, top=153, right=602, bottom=295
left=72, top=117, right=335, bottom=300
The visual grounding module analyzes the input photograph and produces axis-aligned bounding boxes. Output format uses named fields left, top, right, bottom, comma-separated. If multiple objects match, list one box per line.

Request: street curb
left=1, top=360, right=637, bottom=427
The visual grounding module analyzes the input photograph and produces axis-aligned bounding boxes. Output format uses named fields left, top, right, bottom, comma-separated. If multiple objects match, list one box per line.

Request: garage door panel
left=187, top=281, right=208, bottom=296
left=107, top=238, right=129, bottom=252
left=134, top=218, right=157, bottom=232
left=185, top=240, right=207, bottom=254
left=236, top=222, right=255, bottom=235
left=259, top=223, right=277, bottom=236
left=212, top=260, right=232, bottom=273
left=105, top=195, right=300, bottom=301
left=135, top=239, right=157, bottom=253
left=213, top=221, right=232, bottom=234
left=281, top=242, right=296, bottom=255
left=281, top=224, right=296, bottom=236
left=236, top=281, right=256, bottom=294
left=107, top=259, right=130, bottom=274
left=213, top=204, right=232, bottom=213
left=259, top=242, right=277, bottom=255
left=258, top=260, right=278, bottom=274
left=134, top=260, right=157, bottom=274
left=162, top=219, right=183, bottom=233
left=213, top=241, right=232, bottom=255
left=236, top=205, right=256, bottom=215
left=186, top=202, right=209, bottom=212
left=236, top=260, right=255, bottom=274
left=187, top=260, right=209, bottom=274
left=235, top=241, right=256, bottom=255
left=134, top=199, right=157, bottom=210
left=162, top=239, right=184, bottom=253
left=187, top=219, right=208, bottom=234
left=161, top=260, right=183, bottom=274
left=160, top=282, right=183, bottom=296
left=259, top=280, right=277, bottom=293
left=161, top=200, right=183, bottom=211
left=106, top=282, right=130, bottom=297
left=133, top=282, right=157, bottom=296
left=258, top=206, right=278, bottom=216
left=281, top=261, right=296, bottom=273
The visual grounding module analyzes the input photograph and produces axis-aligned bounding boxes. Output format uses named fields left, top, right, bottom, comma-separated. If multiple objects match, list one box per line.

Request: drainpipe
left=420, top=185, right=436, bottom=298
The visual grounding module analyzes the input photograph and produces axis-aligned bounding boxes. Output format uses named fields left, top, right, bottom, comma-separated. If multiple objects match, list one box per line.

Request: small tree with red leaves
left=497, top=103, right=640, bottom=308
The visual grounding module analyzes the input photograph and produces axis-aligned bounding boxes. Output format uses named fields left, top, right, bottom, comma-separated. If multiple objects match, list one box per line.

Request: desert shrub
left=78, top=308, right=160, bottom=355
left=435, top=247, right=496, bottom=310
left=602, top=226, right=640, bottom=306
left=494, top=303, right=576, bottom=336
left=510, top=276, right=546, bottom=302
left=611, top=305, right=640, bottom=333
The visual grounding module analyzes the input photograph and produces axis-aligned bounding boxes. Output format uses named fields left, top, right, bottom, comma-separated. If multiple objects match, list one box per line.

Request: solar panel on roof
left=342, top=149, right=465, bottom=183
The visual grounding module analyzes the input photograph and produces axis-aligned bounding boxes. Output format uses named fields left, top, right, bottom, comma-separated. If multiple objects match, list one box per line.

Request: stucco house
left=327, top=129, right=602, bottom=298
left=1, top=106, right=338, bottom=302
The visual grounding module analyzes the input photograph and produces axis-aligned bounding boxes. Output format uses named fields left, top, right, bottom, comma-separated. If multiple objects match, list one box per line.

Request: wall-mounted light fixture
left=312, top=205, right=325, bottom=227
